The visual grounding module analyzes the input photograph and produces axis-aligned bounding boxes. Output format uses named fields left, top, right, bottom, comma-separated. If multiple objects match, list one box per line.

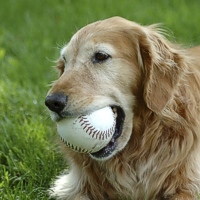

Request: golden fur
left=46, top=17, right=200, bottom=199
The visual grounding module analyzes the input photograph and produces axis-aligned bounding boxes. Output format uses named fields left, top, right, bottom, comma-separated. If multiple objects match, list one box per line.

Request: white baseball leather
left=56, top=107, right=116, bottom=153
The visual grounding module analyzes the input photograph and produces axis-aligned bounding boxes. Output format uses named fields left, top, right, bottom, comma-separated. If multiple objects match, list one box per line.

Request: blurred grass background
left=0, top=0, right=200, bottom=199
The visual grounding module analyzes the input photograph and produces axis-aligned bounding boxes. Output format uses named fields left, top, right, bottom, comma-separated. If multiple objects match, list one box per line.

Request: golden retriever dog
left=45, top=17, right=200, bottom=199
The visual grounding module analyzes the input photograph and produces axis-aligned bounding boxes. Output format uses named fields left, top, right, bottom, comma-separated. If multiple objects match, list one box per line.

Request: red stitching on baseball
left=79, top=111, right=116, bottom=141
left=79, top=118, right=83, bottom=123
left=92, top=132, right=96, bottom=138
left=83, top=125, right=87, bottom=130
left=87, top=126, right=94, bottom=135
left=96, top=131, right=100, bottom=139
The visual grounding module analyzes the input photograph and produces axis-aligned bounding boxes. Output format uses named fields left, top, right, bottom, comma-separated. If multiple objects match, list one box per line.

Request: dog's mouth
left=90, top=106, right=125, bottom=160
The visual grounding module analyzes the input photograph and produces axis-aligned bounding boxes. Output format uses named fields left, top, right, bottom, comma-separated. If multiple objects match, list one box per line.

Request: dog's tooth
left=112, top=107, right=118, bottom=118
left=112, top=107, right=117, bottom=113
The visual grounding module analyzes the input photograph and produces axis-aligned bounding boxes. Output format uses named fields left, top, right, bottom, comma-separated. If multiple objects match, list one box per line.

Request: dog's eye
left=93, top=52, right=110, bottom=63
left=62, top=56, right=67, bottom=63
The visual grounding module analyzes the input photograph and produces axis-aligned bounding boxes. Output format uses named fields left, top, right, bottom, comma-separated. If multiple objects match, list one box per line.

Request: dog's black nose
left=45, top=93, right=68, bottom=113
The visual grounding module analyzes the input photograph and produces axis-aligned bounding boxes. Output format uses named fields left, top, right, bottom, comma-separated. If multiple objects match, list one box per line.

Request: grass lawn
left=0, top=0, right=200, bottom=199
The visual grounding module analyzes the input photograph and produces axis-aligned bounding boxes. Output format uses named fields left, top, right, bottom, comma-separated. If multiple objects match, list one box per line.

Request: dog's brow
left=94, top=43, right=115, bottom=54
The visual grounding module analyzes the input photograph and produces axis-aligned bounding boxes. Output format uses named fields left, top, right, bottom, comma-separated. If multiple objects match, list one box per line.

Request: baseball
left=56, top=107, right=116, bottom=153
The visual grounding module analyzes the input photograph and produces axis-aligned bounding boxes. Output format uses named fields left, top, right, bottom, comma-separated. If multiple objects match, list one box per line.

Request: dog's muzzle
left=45, top=93, right=68, bottom=114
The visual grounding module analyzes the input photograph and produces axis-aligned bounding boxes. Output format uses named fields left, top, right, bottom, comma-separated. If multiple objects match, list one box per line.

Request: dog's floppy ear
left=138, top=26, right=188, bottom=113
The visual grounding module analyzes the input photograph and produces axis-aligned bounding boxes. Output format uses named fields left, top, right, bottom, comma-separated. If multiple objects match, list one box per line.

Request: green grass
left=0, top=0, right=200, bottom=199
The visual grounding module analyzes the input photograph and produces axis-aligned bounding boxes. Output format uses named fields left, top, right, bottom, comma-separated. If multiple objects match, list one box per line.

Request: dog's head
left=45, top=17, right=187, bottom=160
